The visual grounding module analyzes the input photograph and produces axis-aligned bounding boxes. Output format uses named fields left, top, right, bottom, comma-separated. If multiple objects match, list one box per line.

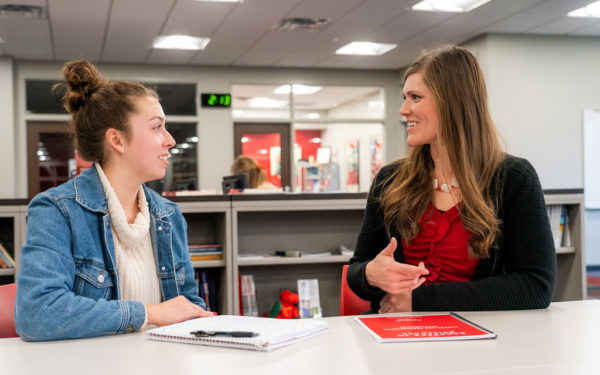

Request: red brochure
left=355, top=313, right=496, bottom=343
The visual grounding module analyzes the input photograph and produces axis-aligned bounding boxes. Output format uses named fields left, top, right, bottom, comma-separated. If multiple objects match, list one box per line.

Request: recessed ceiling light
left=248, top=97, right=287, bottom=108
left=336, top=42, right=396, bottom=56
left=274, top=84, right=322, bottom=95
left=0, top=4, right=47, bottom=19
left=568, top=1, right=600, bottom=18
left=412, top=0, right=491, bottom=13
left=152, top=35, right=210, bottom=50
left=306, top=113, right=320, bottom=119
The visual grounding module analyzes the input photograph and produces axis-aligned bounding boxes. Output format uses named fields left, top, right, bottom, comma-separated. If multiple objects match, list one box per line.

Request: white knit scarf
left=95, top=163, right=162, bottom=329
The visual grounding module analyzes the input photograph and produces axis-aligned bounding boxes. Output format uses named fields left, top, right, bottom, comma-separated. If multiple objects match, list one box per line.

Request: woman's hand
left=146, top=295, right=214, bottom=326
left=379, top=292, right=413, bottom=313
left=365, top=237, right=429, bottom=294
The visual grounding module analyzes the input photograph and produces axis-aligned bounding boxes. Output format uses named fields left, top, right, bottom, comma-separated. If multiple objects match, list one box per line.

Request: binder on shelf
left=147, top=315, right=329, bottom=351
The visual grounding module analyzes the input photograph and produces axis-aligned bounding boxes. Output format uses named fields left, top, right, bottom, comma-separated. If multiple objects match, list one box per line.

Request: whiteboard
left=584, top=109, right=600, bottom=208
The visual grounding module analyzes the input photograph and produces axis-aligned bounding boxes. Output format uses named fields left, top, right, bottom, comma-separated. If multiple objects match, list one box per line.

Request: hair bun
left=61, top=60, right=104, bottom=113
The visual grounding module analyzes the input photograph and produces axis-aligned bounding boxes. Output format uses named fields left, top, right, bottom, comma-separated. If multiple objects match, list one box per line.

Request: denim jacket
left=15, top=165, right=205, bottom=341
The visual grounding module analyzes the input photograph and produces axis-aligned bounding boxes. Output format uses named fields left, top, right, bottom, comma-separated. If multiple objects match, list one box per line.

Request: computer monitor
left=222, top=174, right=248, bottom=194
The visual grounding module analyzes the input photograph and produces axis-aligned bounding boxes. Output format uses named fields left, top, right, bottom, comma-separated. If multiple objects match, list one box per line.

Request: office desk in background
left=1, top=300, right=599, bottom=375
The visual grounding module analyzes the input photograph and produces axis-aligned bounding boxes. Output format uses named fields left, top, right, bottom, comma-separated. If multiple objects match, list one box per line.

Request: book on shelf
left=189, top=244, right=223, bottom=261
left=0, top=242, right=15, bottom=269
left=297, top=279, right=322, bottom=318
left=355, top=313, right=497, bottom=343
left=547, top=205, right=573, bottom=249
left=547, top=205, right=563, bottom=248
left=195, top=270, right=216, bottom=312
left=189, top=244, right=222, bottom=252
left=560, top=205, right=572, bottom=247
left=190, top=254, right=223, bottom=261
left=147, top=315, right=329, bottom=351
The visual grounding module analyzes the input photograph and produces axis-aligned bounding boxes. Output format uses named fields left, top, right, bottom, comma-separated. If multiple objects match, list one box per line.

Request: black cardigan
left=347, top=154, right=557, bottom=312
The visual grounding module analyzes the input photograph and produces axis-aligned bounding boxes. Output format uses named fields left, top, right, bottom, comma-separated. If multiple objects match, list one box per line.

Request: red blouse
left=401, top=203, right=478, bottom=284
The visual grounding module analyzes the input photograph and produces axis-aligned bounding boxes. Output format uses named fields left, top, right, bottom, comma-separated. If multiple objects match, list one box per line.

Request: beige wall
left=464, top=34, right=600, bottom=265
left=0, top=58, right=15, bottom=198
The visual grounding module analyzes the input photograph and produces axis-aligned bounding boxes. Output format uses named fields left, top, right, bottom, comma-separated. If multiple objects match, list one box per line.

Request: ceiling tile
left=146, top=49, right=197, bottom=65
left=0, top=19, right=53, bottom=60
left=234, top=30, right=317, bottom=66
left=569, top=22, right=600, bottom=37
left=190, top=0, right=299, bottom=66
left=160, top=1, right=235, bottom=36
left=528, top=17, right=599, bottom=35
left=49, top=0, right=110, bottom=61
left=485, top=0, right=591, bottom=33
left=0, top=0, right=598, bottom=69
left=286, top=0, right=362, bottom=20
left=102, top=0, right=175, bottom=63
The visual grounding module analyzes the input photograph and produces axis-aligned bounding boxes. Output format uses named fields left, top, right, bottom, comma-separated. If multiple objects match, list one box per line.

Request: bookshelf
left=231, top=194, right=366, bottom=317
left=175, top=197, right=232, bottom=315
left=1, top=189, right=587, bottom=314
left=544, top=190, right=586, bottom=301
left=0, top=200, right=28, bottom=284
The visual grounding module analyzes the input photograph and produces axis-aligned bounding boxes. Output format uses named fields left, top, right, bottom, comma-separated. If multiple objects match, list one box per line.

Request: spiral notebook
left=147, top=315, right=329, bottom=351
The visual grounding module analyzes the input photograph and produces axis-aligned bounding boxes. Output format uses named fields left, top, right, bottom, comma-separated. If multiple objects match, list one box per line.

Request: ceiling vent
left=275, top=18, right=330, bottom=31
left=0, top=4, right=47, bottom=19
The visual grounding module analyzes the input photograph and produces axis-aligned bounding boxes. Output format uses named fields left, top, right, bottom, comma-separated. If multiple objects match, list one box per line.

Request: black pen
left=190, top=330, right=259, bottom=338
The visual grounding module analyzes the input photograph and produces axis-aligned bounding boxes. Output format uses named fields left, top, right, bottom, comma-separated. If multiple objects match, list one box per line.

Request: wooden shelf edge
left=0, top=268, right=15, bottom=276
left=191, top=260, right=226, bottom=268
left=238, top=254, right=351, bottom=266
left=556, top=247, right=576, bottom=255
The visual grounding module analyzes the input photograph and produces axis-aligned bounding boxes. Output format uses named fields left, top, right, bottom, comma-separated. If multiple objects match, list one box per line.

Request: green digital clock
left=201, top=93, right=231, bottom=108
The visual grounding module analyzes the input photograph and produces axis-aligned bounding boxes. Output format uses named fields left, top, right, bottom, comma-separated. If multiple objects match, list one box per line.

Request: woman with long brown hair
left=347, top=46, right=556, bottom=313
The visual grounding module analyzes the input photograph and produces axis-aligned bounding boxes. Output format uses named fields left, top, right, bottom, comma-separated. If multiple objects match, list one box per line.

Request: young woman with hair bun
left=15, top=60, right=213, bottom=341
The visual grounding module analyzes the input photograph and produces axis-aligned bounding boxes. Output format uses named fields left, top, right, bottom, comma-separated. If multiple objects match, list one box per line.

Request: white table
left=1, top=300, right=599, bottom=375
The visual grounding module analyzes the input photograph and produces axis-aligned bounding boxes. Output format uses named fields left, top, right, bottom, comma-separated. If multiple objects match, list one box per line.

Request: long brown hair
left=57, top=60, right=158, bottom=162
left=380, top=46, right=504, bottom=258
left=230, top=155, right=268, bottom=188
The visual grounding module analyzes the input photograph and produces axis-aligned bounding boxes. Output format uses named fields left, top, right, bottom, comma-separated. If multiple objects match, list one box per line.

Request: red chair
left=0, top=283, right=18, bottom=338
left=340, top=265, right=370, bottom=316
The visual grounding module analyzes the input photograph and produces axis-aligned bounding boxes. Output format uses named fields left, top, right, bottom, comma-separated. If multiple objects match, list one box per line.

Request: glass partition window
left=26, top=80, right=66, bottom=114
left=147, top=122, right=198, bottom=193
left=232, top=84, right=290, bottom=120
left=241, top=133, right=282, bottom=188
left=294, top=123, right=384, bottom=193
left=293, top=86, right=384, bottom=121
left=26, top=80, right=197, bottom=116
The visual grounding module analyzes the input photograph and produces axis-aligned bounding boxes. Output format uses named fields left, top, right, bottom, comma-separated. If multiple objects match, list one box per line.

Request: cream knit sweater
left=95, top=163, right=162, bottom=330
